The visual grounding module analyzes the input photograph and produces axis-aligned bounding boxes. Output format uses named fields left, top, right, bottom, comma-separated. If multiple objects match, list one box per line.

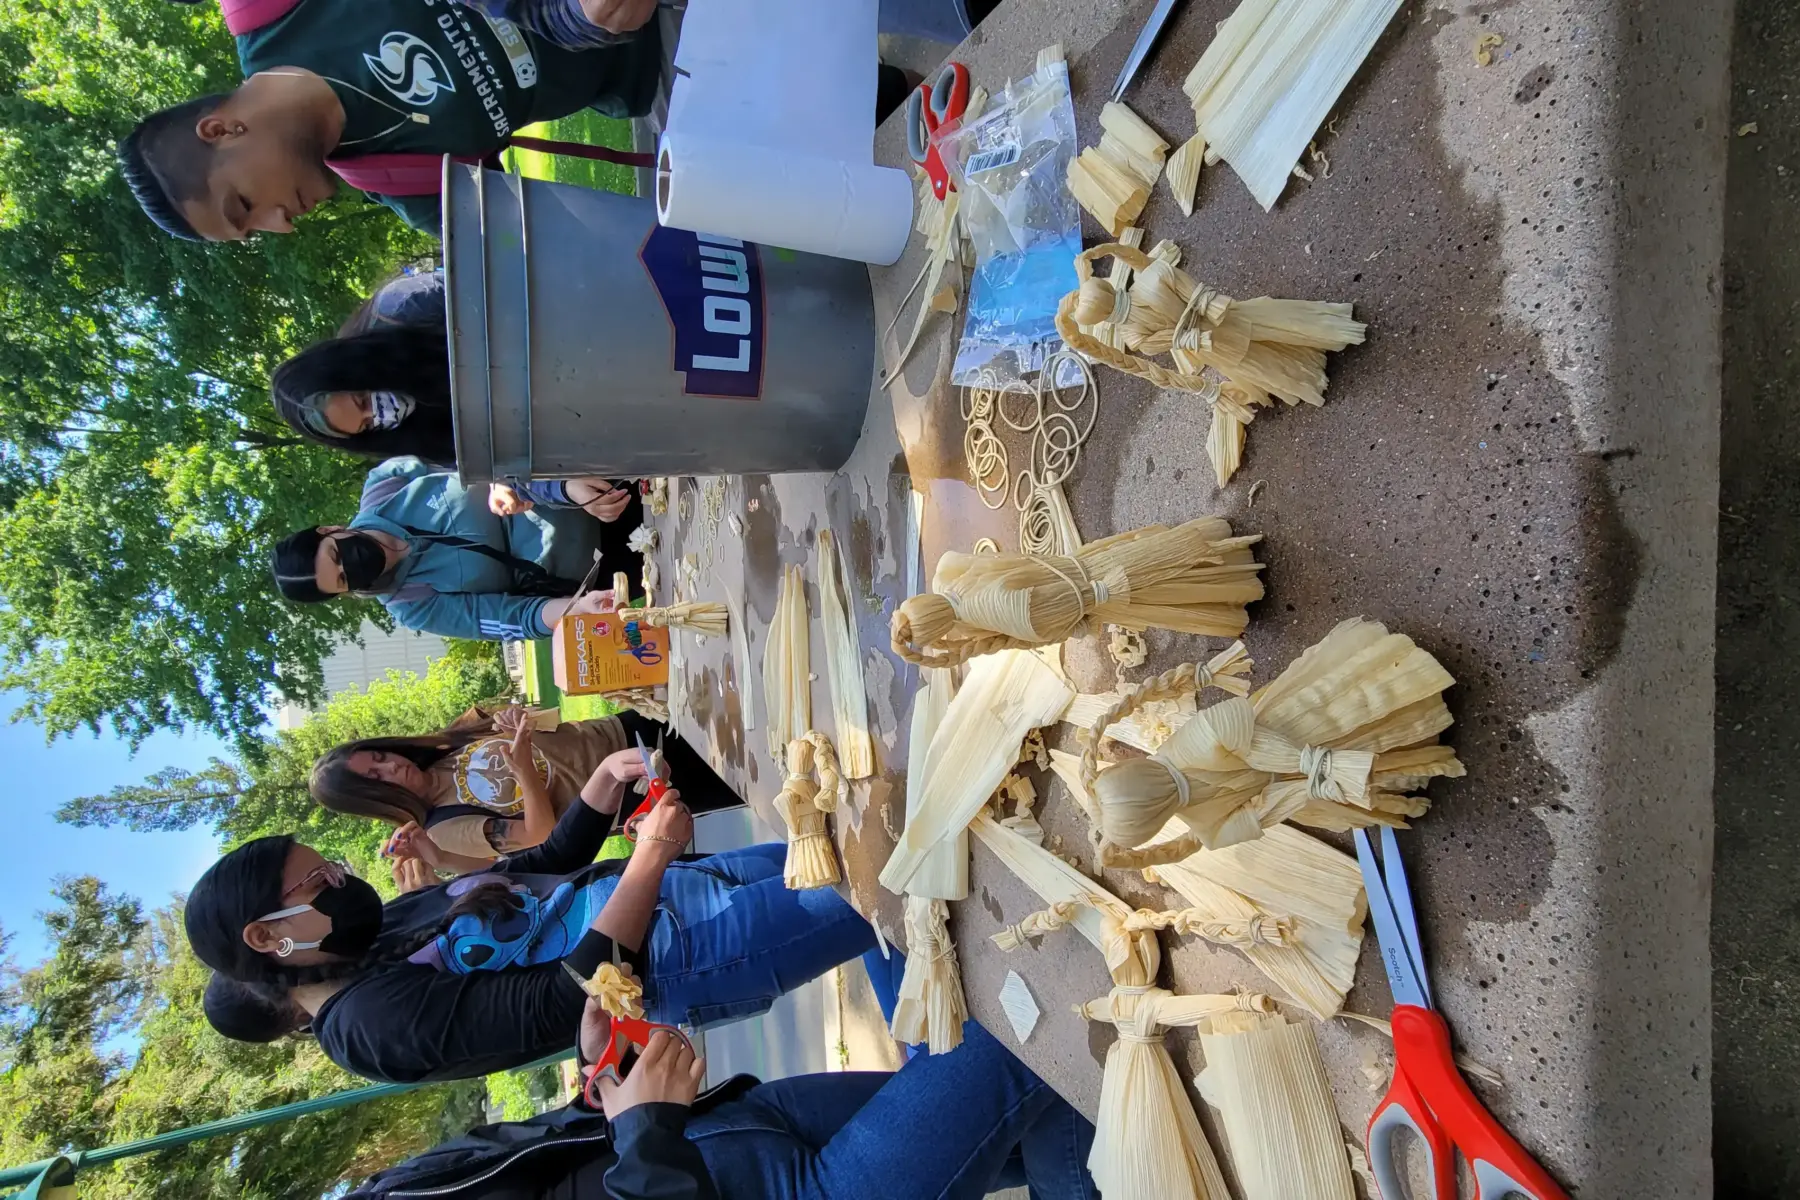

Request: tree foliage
left=59, top=649, right=512, bottom=879
left=0, top=885, right=483, bottom=1197
left=0, top=0, right=436, bottom=750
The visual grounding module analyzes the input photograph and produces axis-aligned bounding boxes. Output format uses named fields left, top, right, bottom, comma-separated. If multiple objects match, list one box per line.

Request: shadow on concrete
left=1715, top=0, right=1800, bottom=1193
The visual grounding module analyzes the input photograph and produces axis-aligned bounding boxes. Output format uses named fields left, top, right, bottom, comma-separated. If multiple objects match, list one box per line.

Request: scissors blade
left=1378, top=826, right=1433, bottom=1008
left=562, top=960, right=595, bottom=996
left=1111, top=0, right=1185, bottom=101
left=1354, top=829, right=1431, bottom=1010
left=634, top=733, right=657, bottom=780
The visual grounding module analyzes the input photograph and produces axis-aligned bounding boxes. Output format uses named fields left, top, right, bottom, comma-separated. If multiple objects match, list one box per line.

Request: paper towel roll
left=656, top=132, right=914, bottom=267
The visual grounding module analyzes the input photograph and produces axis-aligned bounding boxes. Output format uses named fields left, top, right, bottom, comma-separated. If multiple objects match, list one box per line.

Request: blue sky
left=0, top=690, right=227, bottom=967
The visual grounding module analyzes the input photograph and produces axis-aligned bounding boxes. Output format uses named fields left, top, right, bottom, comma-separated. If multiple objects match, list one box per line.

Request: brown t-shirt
left=425, top=715, right=627, bottom=858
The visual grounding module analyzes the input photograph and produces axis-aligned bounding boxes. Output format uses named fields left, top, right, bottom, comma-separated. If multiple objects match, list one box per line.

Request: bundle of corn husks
left=774, top=731, right=844, bottom=890
left=1055, top=243, right=1364, bottom=486
left=1082, top=618, right=1464, bottom=868
left=890, top=519, right=1264, bottom=668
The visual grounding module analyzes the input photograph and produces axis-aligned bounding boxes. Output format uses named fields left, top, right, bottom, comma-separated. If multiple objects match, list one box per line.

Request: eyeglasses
left=280, top=860, right=355, bottom=903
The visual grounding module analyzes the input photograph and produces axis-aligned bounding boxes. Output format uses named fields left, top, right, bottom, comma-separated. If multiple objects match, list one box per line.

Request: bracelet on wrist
left=637, top=834, right=685, bottom=849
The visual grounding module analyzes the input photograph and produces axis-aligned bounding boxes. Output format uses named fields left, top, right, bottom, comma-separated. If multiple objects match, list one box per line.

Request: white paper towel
left=656, top=0, right=914, bottom=265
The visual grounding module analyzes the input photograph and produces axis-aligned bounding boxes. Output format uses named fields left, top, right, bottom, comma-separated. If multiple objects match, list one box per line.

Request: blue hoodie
left=350, top=458, right=607, bottom=641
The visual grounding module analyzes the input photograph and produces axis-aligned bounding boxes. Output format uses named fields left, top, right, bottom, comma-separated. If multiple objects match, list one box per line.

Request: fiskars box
left=552, top=611, right=670, bottom=695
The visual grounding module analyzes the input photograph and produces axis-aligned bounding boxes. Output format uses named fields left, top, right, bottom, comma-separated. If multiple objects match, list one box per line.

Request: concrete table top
left=644, top=0, right=1725, bottom=1193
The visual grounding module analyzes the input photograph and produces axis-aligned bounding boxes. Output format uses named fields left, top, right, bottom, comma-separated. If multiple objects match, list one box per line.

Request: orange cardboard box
left=552, top=610, right=671, bottom=696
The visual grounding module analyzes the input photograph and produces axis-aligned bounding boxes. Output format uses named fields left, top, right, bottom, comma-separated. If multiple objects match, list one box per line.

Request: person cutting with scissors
left=1356, top=826, right=1572, bottom=1200
left=183, top=743, right=879, bottom=1085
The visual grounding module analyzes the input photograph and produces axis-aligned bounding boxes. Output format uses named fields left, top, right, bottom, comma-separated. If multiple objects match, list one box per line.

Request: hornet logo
left=365, top=32, right=456, bottom=106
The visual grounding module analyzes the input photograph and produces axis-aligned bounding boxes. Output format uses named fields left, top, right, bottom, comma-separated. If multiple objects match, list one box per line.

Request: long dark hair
left=185, top=834, right=524, bottom=996
left=203, top=974, right=309, bottom=1043
left=270, top=324, right=457, bottom=467
left=310, top=726, right=493, bottom=827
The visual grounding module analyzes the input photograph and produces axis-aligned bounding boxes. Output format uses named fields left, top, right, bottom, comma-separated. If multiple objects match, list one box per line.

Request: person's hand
left=582, top=747, right=649, bottom=814
left=390, top=854, right=435, bottom=893
left=384, top=821, right=445, bottom=870
left=596, top=1029, right=706, bottom=1118
left=577, top=993, right=619, bottom=1067
left=633, top=795, right=692, bottom=859
left=569, top=479, right=632, bottom=523
left=488, top=482, right=534, bottom=516
left=579, top=0, right=657, bottom=35
left=493, top=706, right=536, bottom=773
left=567, top=589, right=621, bottom=616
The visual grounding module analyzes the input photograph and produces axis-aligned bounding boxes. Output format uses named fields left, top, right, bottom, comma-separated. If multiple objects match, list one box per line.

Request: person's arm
left=597, top=1031, right=716, bottom=1200
left=494, top=708, right=557, bottom=849
left=535, top=587, right=621, bottom=636
left=497, top=748, right=646, bottom=875
left=390, top=821, right=497, bottom=877
left=389, top=588, right=552, bottom=642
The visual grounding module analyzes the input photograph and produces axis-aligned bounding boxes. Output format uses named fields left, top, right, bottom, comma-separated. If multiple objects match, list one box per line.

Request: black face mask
left=311, top=876, right=385, bottom=958
left=333, top=533, right=389, bottom=592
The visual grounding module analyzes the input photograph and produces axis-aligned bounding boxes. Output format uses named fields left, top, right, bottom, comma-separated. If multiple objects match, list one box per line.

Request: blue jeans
left=645, top=844, right=878, bottom=1030
left=683, top=1022, right=1098, bottom=1199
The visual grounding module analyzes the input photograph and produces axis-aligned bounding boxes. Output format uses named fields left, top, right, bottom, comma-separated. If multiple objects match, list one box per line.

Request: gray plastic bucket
left=441, top=159, right=875, bottom=481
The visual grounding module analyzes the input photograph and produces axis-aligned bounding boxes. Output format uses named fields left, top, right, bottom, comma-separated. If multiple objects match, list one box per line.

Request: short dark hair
left=272, top=527, right=331, bottom=603
left=118, top=93, right=230, bottom=241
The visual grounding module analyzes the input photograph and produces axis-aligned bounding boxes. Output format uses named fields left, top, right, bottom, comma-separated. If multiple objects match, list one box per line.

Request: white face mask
left=369, top=391, right=416, bottom=430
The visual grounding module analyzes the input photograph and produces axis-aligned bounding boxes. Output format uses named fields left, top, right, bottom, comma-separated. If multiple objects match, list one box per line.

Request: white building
left=274, top=621, right=449, bottom=730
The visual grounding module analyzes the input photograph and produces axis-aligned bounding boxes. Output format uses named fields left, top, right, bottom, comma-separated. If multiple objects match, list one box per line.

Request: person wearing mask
left=269, top=271, right=624, bottom=520
left=270, top=456, right=635, bottom=641
left=117, top=0, right=924, bottom=238
left=184, top=765, right=878, bottom=1084
left=346, top=1011, right=1098, bottom=1200
left=311, top=702, right=736, bottom=866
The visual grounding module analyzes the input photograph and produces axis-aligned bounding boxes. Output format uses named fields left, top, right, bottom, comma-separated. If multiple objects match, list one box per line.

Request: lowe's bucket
left=442, top=161, right=875, bottom=481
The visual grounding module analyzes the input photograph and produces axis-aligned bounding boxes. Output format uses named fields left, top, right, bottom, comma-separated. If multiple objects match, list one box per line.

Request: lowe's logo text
left=639, top=225, right=766, bottom=399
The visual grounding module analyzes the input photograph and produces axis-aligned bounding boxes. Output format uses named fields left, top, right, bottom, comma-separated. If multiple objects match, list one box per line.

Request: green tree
left=59, top=650, right=512, bottom=879
left=0, top=889, right=484, bottom=1198
left=0, top=0, right=436, bottom=751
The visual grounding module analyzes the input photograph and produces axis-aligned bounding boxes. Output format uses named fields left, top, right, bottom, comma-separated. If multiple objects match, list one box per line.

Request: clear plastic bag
left=935, top=58, right=1082, bottom=387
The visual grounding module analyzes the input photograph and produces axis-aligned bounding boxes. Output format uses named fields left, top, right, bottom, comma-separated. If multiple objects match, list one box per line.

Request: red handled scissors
left=905, top=61, right=971, bottom=201
left=1354, top=827, right=1571, bottom=1200
left=621, top=732, right=671, bottom=842
left=562, top=962, right=693, bottom=1102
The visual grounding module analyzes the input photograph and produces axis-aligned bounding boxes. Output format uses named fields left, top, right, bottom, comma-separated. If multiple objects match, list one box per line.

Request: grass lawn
left=501, top=112, right=638, bottom=195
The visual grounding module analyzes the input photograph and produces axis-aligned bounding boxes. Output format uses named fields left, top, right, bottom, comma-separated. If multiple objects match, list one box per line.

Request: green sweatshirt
left=237, top=0, right=660, bottom=229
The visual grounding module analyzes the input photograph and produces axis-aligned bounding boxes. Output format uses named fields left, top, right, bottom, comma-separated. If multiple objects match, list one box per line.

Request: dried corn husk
left=891, top=519, right=1265, bottom=668
left=635, top=600, right=728, bottom=637
left=1098, top=100, right=1170, bottom=182
left=761, top=564, right=810, bottom=761
left=724, top=584, right=756, bottom=732
left=879, top=651, right=1073, bottom=894
left=1144, top=824, right=1366, bottom=1018
left=1068, top=147, right=1150, bottom=236
left=1167, top=132, right=1206, bottom=215
left=1056, top=243, right=1366, bottom=485
left=998, top=969, right=1040, bottom=1043
left=1082, top=226, right=1146, bottom=351
left=775, top=731, right=844, bottom=889
left=890, top=893, right=967, bottom=1054
left=573, top=961, right=646, bottom=1019
left=1085, top=618, right=1464, bottom=865
left=1183, top=0, right=1402, bottom=210
left=904, top=667, right=965, bottom=900
left=971, top=830, right=1243, bottom=1200
left=1195, top=1008, right=1356, bottom=1199
left=816, top=531, right=874, bottom=778
left=1062, top=644, right=1252, bottom=752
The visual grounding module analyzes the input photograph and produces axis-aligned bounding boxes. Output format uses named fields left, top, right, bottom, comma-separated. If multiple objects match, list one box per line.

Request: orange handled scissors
left=1355, top=827, right=1571, bottom=1200
left=562, top=962, right=692, bottom=1103
left=621, top=732, right=671, bottom=841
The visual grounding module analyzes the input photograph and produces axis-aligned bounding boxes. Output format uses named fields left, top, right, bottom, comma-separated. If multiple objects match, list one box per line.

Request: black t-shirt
left=236, top=0, right=660, bottom=229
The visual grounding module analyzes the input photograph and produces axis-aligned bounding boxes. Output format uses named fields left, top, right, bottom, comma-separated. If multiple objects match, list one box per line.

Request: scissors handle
left=1371, top=1006, right=1572, bottom=1200
left=580, top=1015, right=692, bottom=1104
left=623, top=776, right=672, bottom=840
